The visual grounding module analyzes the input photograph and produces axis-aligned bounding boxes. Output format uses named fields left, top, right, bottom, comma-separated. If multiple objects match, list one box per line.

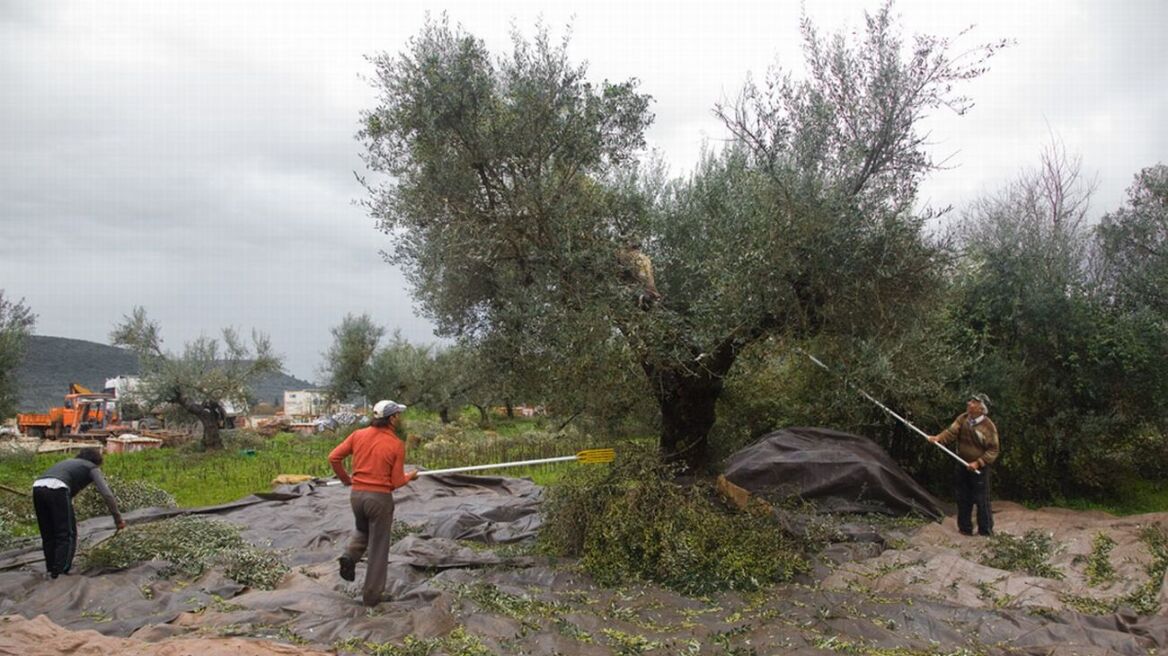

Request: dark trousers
left=954, top=464, right=993, bottom=536
left=33, top=487, right=76, bottom=576
left=344, top=490, right=396, bottom=606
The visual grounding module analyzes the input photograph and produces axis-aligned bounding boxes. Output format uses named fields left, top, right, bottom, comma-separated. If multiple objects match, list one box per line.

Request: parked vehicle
left=16, top=384, right=127, bottom=439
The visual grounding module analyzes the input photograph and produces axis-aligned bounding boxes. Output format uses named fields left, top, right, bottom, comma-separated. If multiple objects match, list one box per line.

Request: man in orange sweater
left=329, top=399, right=418, bottom=606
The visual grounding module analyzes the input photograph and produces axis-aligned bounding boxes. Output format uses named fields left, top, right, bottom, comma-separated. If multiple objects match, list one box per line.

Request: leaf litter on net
left=73, top=476, right=177, bottom=520
left=81, top=515, right=288, bottom=589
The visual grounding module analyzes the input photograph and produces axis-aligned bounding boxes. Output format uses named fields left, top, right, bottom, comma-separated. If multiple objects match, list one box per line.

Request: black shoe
left=958, top=530, right=973, bottom=536
left=338, top=556, right=356, bottom=582
left=979, top=531, right=993, bottom=537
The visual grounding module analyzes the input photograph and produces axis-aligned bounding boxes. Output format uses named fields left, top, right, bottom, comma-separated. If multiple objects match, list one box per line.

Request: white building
left=283, top=389, right=328, bottom=419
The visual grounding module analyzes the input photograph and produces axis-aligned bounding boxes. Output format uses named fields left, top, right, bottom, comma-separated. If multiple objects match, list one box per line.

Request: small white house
left=283, top=389, right=328, bottom=419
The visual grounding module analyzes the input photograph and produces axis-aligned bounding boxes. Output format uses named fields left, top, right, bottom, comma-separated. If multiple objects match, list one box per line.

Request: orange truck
left=16, top=384, right=125, bottom=439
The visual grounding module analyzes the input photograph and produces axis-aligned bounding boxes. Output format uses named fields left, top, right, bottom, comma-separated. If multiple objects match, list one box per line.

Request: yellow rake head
left=576, top=448, right=616, bottom=464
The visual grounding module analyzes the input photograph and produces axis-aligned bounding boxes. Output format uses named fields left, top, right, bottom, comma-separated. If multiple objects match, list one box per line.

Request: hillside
left=13, top=335, right=315, bottom=413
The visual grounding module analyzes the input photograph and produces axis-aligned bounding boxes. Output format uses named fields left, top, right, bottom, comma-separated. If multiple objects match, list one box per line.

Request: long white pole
left=414, top=455, right=580, bottom=476
left=803, top=352, right=976, bottom=472
left=323, top=454, right=583, bottom=486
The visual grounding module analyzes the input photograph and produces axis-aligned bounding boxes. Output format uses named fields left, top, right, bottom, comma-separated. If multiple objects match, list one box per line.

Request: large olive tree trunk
left=654, top=372, right=723, bottom=471
left=187, top=403, right=224, bottom=450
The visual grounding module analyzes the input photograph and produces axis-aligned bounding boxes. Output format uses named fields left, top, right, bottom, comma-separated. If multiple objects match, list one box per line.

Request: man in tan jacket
left=928, top=393, right=999, bottom=536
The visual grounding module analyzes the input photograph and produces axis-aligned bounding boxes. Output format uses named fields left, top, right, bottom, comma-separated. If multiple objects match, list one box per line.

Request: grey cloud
left=3, top=0, right=1162, bottom=380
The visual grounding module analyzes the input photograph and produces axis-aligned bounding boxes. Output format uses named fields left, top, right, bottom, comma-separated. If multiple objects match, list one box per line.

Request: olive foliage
left=0, top=291, right=35, bottom=419
left=948, top=146, right=1168, bottom=497
left=320, top=313, right=385, bottom=403
left=364, top=334, right=481, bottom=423
left=360, top=6, right=1003, bottom=467
left=110, top=307, right=282, bottom=449
left=539, top=445, right=807, bottom=595
left=1096, top=164, right=1168, bottom=317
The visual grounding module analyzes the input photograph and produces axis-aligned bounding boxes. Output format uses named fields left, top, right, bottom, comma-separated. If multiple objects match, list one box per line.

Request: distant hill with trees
left=12, top=335, right=314, bottom=413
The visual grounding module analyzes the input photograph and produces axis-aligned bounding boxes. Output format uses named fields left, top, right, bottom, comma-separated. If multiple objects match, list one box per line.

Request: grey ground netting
left=0, top=432, right=1166, bottom=655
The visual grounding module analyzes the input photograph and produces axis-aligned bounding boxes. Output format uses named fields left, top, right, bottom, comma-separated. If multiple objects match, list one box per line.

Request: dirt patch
left=824, top=501, right=1168, bottom=615
left=0, top=614, right=330, bottom=655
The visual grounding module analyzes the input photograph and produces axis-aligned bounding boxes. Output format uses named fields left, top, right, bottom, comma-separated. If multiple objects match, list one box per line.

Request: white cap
left=372, top=400, right=407, bottom=418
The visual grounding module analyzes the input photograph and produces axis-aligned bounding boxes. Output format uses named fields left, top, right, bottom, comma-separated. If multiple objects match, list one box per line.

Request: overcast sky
left=2, top=0, right=1164, bottom=381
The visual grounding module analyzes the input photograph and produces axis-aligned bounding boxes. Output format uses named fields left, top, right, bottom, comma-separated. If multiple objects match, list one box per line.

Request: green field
left=1, top=433, right=339, bottom=507
left=0, top=415, right=611, bottom=519
left=5, top=412, right=1160, bottom=544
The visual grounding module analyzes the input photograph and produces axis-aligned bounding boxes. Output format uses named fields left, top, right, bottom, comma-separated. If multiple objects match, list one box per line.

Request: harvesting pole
left=322, top=449, right=616, bottom=485
left=801, top=351, right=977, bottom=473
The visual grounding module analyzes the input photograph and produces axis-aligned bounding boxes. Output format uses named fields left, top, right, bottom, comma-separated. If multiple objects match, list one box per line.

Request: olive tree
left=0, top=291, right=35, bottom=418
left=363, top=333, right=439, bottom=412
left=110, top=307, right=281, bottom=449
left=319, top=315, right=482, bottom=421
left=948, top=146, right=1168, bottom=497
left=323, top=321, right=492, bottom=424
left=1090, top=164, right=1168, bottom=484
left=359, top=6, right=1002, bottom=468
left=1096, top=164, right=1168, bottom=317
left=320, top=313, right=385, bottom=403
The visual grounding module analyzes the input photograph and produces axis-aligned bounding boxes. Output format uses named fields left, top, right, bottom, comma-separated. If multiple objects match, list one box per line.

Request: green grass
left=0, top=416, right=616, bottom=537
left=0, top=432, right=339, bottom=506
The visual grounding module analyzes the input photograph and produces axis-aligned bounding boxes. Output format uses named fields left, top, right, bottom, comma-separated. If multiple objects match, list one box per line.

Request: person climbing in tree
left=617, top=240, right=661, bottom=309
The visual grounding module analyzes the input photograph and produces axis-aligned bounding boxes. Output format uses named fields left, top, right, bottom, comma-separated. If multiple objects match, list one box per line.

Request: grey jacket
left=39, top=458, right=123, bottom=523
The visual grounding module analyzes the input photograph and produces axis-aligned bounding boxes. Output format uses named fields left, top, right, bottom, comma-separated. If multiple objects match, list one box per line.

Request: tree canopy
left=1097, top=164, right=1168, bottom=317
left=359, top=5, right=1004, bottom=468
left=919, top=145, right=1168, bottom=498
left=0, top=291, right=36, bottom=419
left=321, top=314, right=498, bottom=424
left=320, top=313, right=385, bottom=403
